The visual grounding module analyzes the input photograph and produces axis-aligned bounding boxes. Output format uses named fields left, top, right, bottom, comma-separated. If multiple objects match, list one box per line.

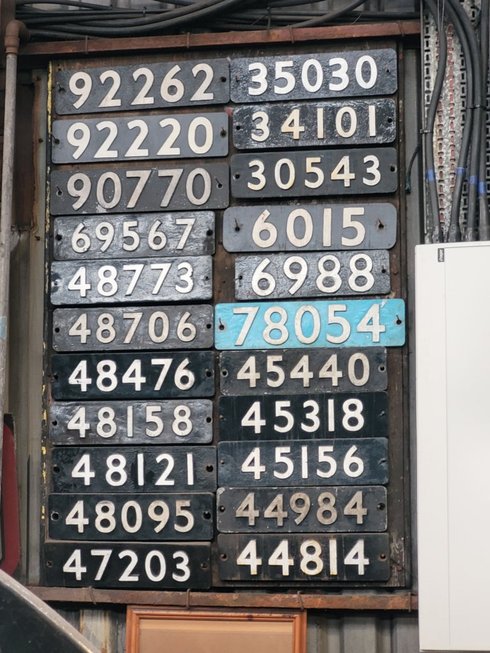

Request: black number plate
left=219, top=348, right=387, bottom=395
left=219, top=393, right=387, bottom=439
left=217, top=534, right=390, bottom=582
left=218, top=439, right=388, bottom=487
left=50, top=256, right=212, bottom=305
left=52, top=113, right=228, bottom=164
left=231, top=149, right=398, bottom=198
left=233, top=99, right=396, bottom=149
left=223, top=203, right=397, bottom=252
left=52, top=305, right=214, bottom=351
left=230, top=49, right=397, bottom=102
left=48, top=399, right=213, bottom=445
left=54, top=59, right=230, bottom=114
left=49, top=163, right=229, bottom=215
left=43, top=542, right=211, bottom=589
left=51, top=446, right=217, bottom=492
left=50, top=351, right=215, bottom=400
left=53, top=212, right=215, bottom=260
left=217, top=486, right=387, bottom=533
left=48, top=492, right=214, bottom=540
left=235, top=251, right=390, bottom=300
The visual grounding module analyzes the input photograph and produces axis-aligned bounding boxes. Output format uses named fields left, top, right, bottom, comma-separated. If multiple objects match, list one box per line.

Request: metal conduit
left=0, top=20, right=29, bottom=500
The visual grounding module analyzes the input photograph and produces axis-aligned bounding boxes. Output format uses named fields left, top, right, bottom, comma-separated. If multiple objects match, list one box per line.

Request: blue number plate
left=215, top=299, right=405, bottom=349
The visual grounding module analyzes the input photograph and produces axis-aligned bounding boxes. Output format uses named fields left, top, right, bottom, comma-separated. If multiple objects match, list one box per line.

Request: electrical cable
left=291, top=0, right=368, bottom=28
left=423, top=0, right=447, bottom=243
left=447, top=0, right=483, bottom=241
left=478, top=0, right=490, bottom=240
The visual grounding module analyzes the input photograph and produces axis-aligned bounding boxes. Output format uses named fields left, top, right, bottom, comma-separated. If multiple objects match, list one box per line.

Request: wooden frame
left=126, top=607, right=307, bottom=653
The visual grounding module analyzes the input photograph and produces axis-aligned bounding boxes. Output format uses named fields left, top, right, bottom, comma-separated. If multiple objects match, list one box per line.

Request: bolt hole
left=220, top=76, right=227, bottom=83
left=206, top=323, right=212, bottom=329
left=238, top=275, right=243, bottom=280
left=54, top=327, right=60, bottom=333
left=220, top=553, right=228, bottom=561
left=218, top=323, right=225, bottom=331
left=390, top=165, right=397, bottom=172
left=46, top=560, right=53, bottom=568
left=233, top=173, right=240, bottom=180
left=378, top=365, right=386, bottom=373
left=203, top=511, right=211, bottom=519
left=219, top=505, right=225, bottom=512
left=379, top=553, right=387, bottom=560
left=220, top=129, right=227, bottom=137
left=205, top=369, right=212, bottom=377
left=206, top=464, right=214, bottom=472
left=377, top=502, right=386, bottom=510
left=201, top=562, right=209, bottom=569
left=51, top=420, right=58, bottom=426
left=52, top=465, right=60, bottom=473
left=205, top=416, right=212, bottom=423
left=217, top=182, right=223, bottom=189
left=206, top=229, right=213, bottom=237
left=221, top=369, right=228, bottom=377
left=51, top=511, right=60, bottom=521
left=235, top=124, right=242, bottom=131
left=395, top=316, right=402, bottom=325
left=55, top=234, right=62, bottom=241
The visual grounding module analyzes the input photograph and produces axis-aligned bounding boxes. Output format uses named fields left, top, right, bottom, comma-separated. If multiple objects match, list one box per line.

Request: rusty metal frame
left=28, top=586, right=418, bottom=611
left=19, top=21, right=420, bottom=64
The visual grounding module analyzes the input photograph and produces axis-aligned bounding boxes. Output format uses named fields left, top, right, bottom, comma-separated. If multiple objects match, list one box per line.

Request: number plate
left=214, top=299, right=405, bottom=349
left=48, top=492, right=214, bottom=540
left=216, top=486, right=387, bottom=533
left=51, top=446, right=217, bottom=492
left=219, top=393, right=387, bottom=439
left=49, top=163, right=229, bottom=215
left=219, top=348, right=387, bottom=395
left=230, top=49, right=397, bottom=102
left=231, top=149, right=398, bottom=198
left=218, top=439, right=388, bottom=486
left=48, top=399, right=213, bottom=445
left=54, top=59, right=230, bottom=114
left=50, top=256, right=212, bottom=305
left=235, top=251, right=390, bottom=300
left=50, top=351, right=215, bottom=400
left=43, top=542, right=211, bottom=589
left=233, top=99, right=396, bottom=149
left=52, top=305, right=214, bottom=351
left=217, top=534, right=390, bottom=582
left=53, top=212, right=215, bottom=260
left=52, top=113, right=228, bottom=164
left=223, top=203, right=397, bottom=252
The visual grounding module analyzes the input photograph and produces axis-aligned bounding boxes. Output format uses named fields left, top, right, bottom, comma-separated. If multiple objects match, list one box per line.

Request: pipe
left=0, top=20, right=29, bottom=502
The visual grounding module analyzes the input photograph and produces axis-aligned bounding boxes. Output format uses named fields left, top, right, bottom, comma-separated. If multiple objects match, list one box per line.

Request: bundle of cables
left=424, top=0, right=489, bottom=242
left=15, top=0, right=418, bottom=40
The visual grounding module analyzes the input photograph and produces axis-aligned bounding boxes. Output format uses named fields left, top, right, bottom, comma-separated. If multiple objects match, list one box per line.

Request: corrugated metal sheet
left=52, top=609, right=421, bottom=653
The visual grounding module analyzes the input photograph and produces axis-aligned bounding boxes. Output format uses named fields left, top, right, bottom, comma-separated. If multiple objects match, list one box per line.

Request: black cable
left=438, top=0, right=474, bottom=242
left=423, top=0, right=447, bottom=243
left=447, top=0, right=483, bottom=242
left=291, top=0, right=368, bottom=28
left=478, top=0, right=490, bottom=240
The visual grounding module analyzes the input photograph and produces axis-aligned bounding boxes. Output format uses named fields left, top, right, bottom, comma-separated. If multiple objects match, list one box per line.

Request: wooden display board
left=126, top=608, right=306, bottom=653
